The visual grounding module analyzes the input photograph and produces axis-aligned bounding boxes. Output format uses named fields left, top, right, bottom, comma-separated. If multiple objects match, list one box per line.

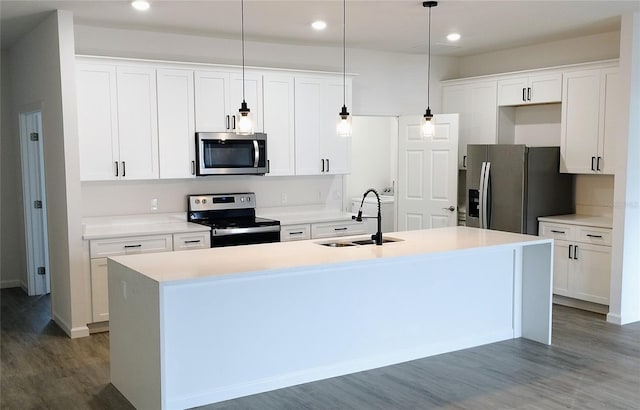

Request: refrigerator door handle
left=482, top=162, right=491, bottom=229
left=478, top=161, right=487, bottom=228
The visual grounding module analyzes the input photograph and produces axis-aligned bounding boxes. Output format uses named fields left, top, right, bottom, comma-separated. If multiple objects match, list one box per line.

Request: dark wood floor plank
left=1, top=287, right=639, bottom=409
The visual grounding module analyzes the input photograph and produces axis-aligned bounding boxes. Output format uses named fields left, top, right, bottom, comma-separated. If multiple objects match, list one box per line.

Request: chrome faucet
left=352, top=188, right=383, bottom=245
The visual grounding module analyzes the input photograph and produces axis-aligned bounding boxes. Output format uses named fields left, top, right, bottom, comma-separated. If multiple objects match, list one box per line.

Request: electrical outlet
left=281, top=193, right=287, bottom=204
left=151, top=198, right=158, bottom=211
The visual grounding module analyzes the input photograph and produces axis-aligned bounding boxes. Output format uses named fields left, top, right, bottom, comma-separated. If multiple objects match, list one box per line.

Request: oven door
left=196, top=132, right=267, bottom=175
left=211, top=226, right=280, bottom=247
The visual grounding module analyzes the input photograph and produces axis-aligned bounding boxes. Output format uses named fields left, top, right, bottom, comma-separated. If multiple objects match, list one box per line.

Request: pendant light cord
left=427, top=4, right=431, bottom=109
left=241, top=0, right=246, bottom=102
left=343, top=0, right=346, bottom=107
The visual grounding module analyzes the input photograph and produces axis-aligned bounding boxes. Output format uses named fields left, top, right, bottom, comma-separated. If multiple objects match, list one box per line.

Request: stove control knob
left=195, top=199, right=200, bottom=204
left=240, top=197, right=245, bottom=202
left=202, top=199, right=207, bottom=204
left=246, top=196, right=251, bottom=202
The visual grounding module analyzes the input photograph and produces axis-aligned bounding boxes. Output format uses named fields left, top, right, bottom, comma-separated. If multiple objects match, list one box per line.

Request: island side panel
left=521, top=242, right=553, bottom=344
left=108, top=259, right=162, bottom=410
left=160, top=246, right=517, bottom=409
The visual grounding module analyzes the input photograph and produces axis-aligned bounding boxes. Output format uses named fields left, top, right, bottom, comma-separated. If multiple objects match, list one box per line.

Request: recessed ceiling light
left=131, top=0, right=150, bottom=11
left=447, top=33, right=461, bottom=42
left=312, top=21, right=327, bottom=31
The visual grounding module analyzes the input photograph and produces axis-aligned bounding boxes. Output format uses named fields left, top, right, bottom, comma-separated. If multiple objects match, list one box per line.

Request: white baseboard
left=52, top=311, right=90, bottom=339
left=606, top=313, right=623, bottom=325
left=0, top=279, right=22, bottom=289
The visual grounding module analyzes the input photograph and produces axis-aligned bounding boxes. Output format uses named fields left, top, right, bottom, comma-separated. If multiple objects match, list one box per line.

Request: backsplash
left=80, top=175, right=344, bottom=217
left=574, top=174, right=614, bottom=217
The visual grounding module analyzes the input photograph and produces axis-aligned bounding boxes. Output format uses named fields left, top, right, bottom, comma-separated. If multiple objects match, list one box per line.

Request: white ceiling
left=1, top=1, right=639, bottom=55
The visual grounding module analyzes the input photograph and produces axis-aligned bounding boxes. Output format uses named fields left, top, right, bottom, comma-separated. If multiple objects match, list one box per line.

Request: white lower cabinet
left=539, top=222, right=611, bottom=305
left=311, top=220, right=368, bottom=239
left=89, top=231, right=208, bottom=323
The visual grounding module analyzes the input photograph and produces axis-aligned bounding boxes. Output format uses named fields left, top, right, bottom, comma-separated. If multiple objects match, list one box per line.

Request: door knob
left=443, top=206, right=455, bottom=212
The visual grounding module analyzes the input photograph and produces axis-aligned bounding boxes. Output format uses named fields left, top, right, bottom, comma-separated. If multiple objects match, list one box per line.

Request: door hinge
left=30, top=132, right=39, bottom=141
left=34, top=200, right=43, bottom=209
left=37, top=267, right=46, bottom=275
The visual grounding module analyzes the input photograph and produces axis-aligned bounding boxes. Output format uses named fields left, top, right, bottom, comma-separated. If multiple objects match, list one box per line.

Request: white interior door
left=397, top=114, right=459, bottom=231
left=19, top=110, right=50, bottom=295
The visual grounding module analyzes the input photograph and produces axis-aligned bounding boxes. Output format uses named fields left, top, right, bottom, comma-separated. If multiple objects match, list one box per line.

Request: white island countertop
left=538, top=214, right=613, bottom=228
left=110, top=226, right=551, bottom=283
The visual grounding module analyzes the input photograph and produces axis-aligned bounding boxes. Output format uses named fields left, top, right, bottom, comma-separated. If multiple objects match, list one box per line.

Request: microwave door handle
left=253, top=140, right=259, bottom=167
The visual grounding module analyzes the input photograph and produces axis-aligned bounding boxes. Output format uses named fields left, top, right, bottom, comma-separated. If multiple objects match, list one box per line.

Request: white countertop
left=537, top=214, right=613, bottom=229
left=82, top=213, right=209, bottom=240
left=110, top=226, right=551, bottom=283
left=257, top=209, right=356, bottom=225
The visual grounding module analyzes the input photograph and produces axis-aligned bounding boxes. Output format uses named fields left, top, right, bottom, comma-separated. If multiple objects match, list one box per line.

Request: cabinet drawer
left=173, top=232, right=211, bottom=250
left=577, top=227, right=612, bottom=246
left=281, top=224, right=311, bottom=242
left=539, top=223, right=574, bottom=241
left=90, top=234, right=173, bottom=258
left=311, top=220, right=367, bottom=239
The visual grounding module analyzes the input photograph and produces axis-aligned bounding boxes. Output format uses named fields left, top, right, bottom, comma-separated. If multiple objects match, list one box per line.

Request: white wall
left=574, top=175, right=614, bottom=217
left=609, top=13, right=640, bottom=325
left=81, top=176, right=344, bottom=217
left=345, top=116, right=397, bottom=202
left=8, top=11, right=87, bottom=337
left=457, top=31, right=620, bottom=77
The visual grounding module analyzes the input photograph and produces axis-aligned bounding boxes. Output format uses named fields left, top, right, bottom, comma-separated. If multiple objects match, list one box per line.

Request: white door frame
left=19, top=109, right=51, bottom=296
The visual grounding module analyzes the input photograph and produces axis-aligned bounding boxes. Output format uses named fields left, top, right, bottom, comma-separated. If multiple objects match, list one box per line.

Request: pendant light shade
left=237, top=0, right=253, bottom=135
left=337, top=0, right=352, bottom=138
left=421, top=1, right=437, bottom=138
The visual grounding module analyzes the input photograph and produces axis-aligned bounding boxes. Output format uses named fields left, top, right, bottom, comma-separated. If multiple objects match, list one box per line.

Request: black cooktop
left=193, top=216, right=280, bottom=230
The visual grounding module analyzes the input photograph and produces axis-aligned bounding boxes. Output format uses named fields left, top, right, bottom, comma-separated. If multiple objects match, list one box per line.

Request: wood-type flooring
left=1, top=287, right=639, bottom=409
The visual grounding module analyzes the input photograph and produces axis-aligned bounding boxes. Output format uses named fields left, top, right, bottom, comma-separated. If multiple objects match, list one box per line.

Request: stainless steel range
left=187, top=193, right=280, bottom=247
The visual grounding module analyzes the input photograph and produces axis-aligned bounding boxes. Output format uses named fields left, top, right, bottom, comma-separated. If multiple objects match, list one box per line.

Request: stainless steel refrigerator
left=466, top=145, right=574, bottom=235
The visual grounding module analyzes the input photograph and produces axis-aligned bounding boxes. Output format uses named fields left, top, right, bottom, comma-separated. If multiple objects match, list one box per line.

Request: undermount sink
left=318, top=236, right=403, bottom=247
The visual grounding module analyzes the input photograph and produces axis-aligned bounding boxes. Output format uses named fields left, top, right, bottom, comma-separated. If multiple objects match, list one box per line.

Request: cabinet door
left=230, top=72, right=263, bottom=132
left=116, top=66, right=159, bottom=180
left=560, top=69, right=601, bottom=173
left=528, top=73, right=561, bottom=104
left=157, top=69, right=196, bottom=179
left=281, top=224, right=311, bottom=242
left=572, top=243, right=611, bottom=305
left=598, top=68, right=621, bottom=175
left=173, top=232, right=210, bottom=250
left=194, top=71, right=231, bottom=132
left=497, top=77, right=528, bottom=106
left=294, top=77, right=323, bottom=175
left=311, top=220, right=368, bottom=239
left=552, top=240, right=571, bottom=297
left=76, top=63, right=119, bottom=181
left=322, top=78, right=352, bottom=174
left=90, top=258, right=109, bottom=322
left=263, top=75, right=295, bottom=176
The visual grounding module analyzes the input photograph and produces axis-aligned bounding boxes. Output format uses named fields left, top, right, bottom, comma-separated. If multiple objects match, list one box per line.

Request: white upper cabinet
left=560, top=66, right=620, bottom=174
left=157, top=69, right=196, bottom=179
left=77, top=63, right=119, bottom=181
left=115, top=66, right=160, bottom=180
left=442, top=80, right=497, bottom=169
left=77, top=62, right=159, bottom=181
left=263, top=74, right=295, bottom=176
left=294, top=76, right=352, bottom=175
left=194, top=70, right=263, bottom=133
left=497, top=72, right=561, bottom=106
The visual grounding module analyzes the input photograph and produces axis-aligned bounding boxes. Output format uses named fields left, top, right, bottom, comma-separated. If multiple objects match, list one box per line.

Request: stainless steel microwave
left=195, top=132, right=267, bottom=176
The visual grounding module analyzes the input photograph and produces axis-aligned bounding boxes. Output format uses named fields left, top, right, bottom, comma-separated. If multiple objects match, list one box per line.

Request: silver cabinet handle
left=463, top=155, right=467, bottom=168
left=289, top=231, right=304, bottom=235
left=184, top=240, right=201, bottom=244
left=115, top=161, right=119, bottom=177
left=122, top=161, right=126, bottom=177
left=597, top=156, right=602, bottom=171
left=124, top=244, right=142, bottom=249
left=321, top=159, right=325, bottom=173
left=226, top=115, right=230, bottom=130
left=232, top=115, right=236, bottom=130
left=586, top=234, right=603, bottom=239
left=574, top=245, right=578, bottom=260
left=550, top=230, right=565, bottom=234
left=334, top=227, right=348, bottom=231
left=522, top=88, right=526, bottom=102
left=527, top=87, right=531, bottom=101
left=569, top=244, right=573, bottom=259
left=591, top=156, right=596, bottom=171
left=326, top=158, right=330, bottom=173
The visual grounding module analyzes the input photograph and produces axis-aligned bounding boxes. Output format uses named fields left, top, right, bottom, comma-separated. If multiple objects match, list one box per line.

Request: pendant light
left=336, top=0, right=352, bottom=137
left=421, top=1, right=437, bottom=138
left=237, top=0, right=253, bottom=135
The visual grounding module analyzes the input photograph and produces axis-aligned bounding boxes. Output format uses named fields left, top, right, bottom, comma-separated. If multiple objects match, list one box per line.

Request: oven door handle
left=253, top=140, right=259, bottom=168
left=212, top=225, right=280, bottom=236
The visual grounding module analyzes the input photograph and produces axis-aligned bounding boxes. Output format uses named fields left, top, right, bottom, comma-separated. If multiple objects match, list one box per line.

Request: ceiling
left=1, top=1, right=639, bottom=56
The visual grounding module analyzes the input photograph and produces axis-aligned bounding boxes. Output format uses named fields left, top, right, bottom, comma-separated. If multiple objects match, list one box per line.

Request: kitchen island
left=108, top=226, right=553, bottom=410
